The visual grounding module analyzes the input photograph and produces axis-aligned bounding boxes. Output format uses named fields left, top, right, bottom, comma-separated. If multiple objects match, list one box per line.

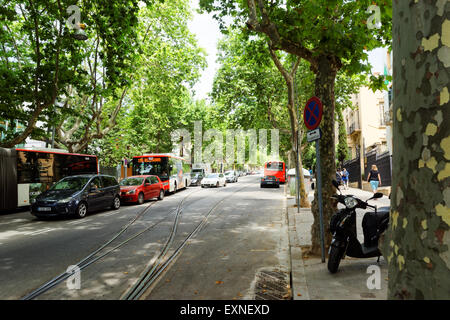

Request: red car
left=119, top=175, right=164, bottom=204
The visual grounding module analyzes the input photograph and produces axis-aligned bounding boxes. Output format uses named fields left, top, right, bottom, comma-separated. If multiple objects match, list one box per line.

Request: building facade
left=342, top=77, right=392, bottom=190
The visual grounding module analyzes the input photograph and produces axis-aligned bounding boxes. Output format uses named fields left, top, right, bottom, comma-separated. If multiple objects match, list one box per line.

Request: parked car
left=31, top=174, right=120, bottom=219
left=260, top=175, right=280, bottom=188
left=119, top=175, right=164, bottom=204
left=224, top=170, right=238, bottom=183
left=201, top=173, right=226, bottom=188
left=190, top=173, right=204, bottom=186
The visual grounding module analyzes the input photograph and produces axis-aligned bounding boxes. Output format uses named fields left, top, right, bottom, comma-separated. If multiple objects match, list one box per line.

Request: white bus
left=0, top=147, right=98, bottom=211
left=132, top=153, right=191, bottom=193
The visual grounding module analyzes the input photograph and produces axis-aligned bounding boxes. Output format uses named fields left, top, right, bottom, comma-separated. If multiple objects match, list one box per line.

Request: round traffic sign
left=303, top=96, right=323, bottom=130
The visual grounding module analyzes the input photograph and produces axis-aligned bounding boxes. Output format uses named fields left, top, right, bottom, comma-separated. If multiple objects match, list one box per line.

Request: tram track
left=122, top=182, right=252, bottom=300
left=20, top=184, right=232, bottom=300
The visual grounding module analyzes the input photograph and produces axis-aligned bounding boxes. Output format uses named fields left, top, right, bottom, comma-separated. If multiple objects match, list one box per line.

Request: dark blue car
left=31, top=174, right=120, bottom=219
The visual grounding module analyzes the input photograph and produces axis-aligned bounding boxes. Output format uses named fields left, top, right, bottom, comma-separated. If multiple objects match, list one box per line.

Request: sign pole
left=315, top=140, right=326, bottom=263
left=303, top=96, right=326, bottom=264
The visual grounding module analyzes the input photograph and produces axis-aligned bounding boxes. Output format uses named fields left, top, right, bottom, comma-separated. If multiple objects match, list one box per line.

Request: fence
left=343, top=150, right=392, bottom=188
left=99, top=166, right=120, bottom=180
left=343, top=156, right=362, bottom=188
left=364, top=150, right=392, bottom=187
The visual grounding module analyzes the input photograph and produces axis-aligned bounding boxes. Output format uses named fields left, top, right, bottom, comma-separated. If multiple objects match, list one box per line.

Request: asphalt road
left=0, top=174, right=288, bottom=300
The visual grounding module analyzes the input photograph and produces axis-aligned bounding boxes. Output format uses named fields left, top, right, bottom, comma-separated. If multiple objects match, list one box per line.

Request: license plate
left=38, top=207, right=51, bottom=212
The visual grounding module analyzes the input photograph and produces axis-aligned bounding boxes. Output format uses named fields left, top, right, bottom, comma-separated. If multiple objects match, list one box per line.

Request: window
left=182, top=162, right=191, bottom=174
left=151, top=177, right=159, bottom=184
left=17, top=151, right=54, bottom=184
left=266, top=162, right=283, bottom=171
left=102, top=176, right=117, bottom=187
left=132, top=157, right=169, bottom=177
left=109, top=176, right=118, bottom=186
left=379, top=102, right=386, bottom=126
left=90, top=177, right=102, bottom=189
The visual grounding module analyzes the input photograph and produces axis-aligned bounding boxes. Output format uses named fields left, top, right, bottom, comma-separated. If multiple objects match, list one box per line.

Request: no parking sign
left=303, top=96, right=323, bottom=130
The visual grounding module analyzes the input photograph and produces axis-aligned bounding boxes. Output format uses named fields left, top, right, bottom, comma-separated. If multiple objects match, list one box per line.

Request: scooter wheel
left=328, top=246, right=344, bottom=273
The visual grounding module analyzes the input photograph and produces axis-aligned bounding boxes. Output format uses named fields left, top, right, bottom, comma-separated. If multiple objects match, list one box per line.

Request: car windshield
left=49, top=177, right=90, bottom=191
left=120, top=177, right=144, bottom=186
left=225, top=172, right=233, bottom=175
left=191, top=173, right=201, bottom=177
left=265, top=176, right=276, bottom=179
left=206, top=174, right=218, bottom=179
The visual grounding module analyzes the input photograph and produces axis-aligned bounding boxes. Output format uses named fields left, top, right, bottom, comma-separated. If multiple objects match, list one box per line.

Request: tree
left=384, top=0, right=450, bottom=299
left=200, top=0, right=392, bottom=254
left=211, top=30, right=293, bottom=165
left=336, top=106, right=349, bottom=168
left=0, top=0, right=152, bottom=148
left=90, top=0, right=206, bottom=165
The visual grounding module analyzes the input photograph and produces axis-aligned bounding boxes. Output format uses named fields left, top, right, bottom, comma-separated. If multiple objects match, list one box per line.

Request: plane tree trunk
left=384, top=0, right=450, bottom=299
left=310, top=55, right=339, bottom=255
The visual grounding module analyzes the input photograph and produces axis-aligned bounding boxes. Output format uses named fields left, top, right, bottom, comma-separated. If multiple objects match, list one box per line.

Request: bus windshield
left=266, top=162, right=283, bottom=171
left=133, top=157, right=170, bottom=181
left=49, top=177, right=90, bottom=191
left=120, top=177, right=144, bottom=186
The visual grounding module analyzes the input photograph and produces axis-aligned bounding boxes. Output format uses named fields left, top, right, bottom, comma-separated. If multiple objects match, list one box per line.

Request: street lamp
left=73, top=23, right=88, bottom=41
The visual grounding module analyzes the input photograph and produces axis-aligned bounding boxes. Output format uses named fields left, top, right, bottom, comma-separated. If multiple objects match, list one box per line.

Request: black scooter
left=327, top=180, right=390, bottom=273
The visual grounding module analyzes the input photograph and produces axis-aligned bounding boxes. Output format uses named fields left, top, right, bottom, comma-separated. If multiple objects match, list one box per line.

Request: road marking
left=26, top=228, right=55, bottom=236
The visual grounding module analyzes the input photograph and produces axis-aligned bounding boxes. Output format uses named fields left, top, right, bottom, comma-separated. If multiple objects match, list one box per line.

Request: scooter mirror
left=374, top=192, right=383, bottom=198
left=332, top=180, right=340, bottom=189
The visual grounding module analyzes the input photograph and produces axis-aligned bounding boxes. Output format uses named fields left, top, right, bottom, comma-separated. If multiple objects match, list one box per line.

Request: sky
left=188, top=1, right=388, bottom=101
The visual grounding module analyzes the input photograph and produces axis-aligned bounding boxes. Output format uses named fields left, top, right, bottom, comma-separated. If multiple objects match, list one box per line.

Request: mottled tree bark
left=384, top=0, right=450, bottom=299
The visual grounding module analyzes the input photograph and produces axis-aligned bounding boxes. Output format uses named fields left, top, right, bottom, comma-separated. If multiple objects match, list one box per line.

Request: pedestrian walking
left=367, top=165, right=382, bottom=195
left=341, top=168, right=349, bottom=190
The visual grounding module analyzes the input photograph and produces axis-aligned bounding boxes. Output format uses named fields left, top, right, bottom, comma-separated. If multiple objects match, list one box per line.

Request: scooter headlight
left=344, top=197, right=358, bottom=209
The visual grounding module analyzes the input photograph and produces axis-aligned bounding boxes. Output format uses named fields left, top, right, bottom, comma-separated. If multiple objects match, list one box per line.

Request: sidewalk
left=287, top=187, right=390, bottom=300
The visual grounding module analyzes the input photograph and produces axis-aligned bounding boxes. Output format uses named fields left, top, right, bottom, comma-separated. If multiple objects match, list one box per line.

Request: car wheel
left=173, top=183, right=177, bottom=193
left=112, top=196, right=121, bottom=210
left=137, top=192, right=144, bottom=205
left=158, top=189, right=164, bottom=200
left=224, top=182, right=227, bottom=187
left=75, top=202, right=88, bottom=219
left=216, top=182, right=219, bottom=188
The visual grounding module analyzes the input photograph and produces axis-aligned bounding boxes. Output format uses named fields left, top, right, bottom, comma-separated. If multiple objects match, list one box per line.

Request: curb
left=286, top=203, right=310, bottom=300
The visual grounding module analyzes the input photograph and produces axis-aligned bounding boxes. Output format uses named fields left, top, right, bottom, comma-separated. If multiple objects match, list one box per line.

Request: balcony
left=348, top=122, right=361, bottom=135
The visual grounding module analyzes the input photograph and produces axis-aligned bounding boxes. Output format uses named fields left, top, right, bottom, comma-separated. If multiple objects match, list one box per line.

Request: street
left=0, top=174, right=290, bottom=300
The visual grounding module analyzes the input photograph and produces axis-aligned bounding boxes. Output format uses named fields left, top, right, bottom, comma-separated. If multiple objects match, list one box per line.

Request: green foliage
left=90, top=0, right=207, bottom=166
left=336, top=106, right=349, bottom=166
left=0, top=0, right=154, bottom=147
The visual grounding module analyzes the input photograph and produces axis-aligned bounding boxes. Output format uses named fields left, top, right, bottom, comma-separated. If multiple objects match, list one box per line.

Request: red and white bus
left=132, top=154, right=191, bottom=193
left=264, top=161, right=286, bottom=183
left=0, top=147, right=98, bottom=210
